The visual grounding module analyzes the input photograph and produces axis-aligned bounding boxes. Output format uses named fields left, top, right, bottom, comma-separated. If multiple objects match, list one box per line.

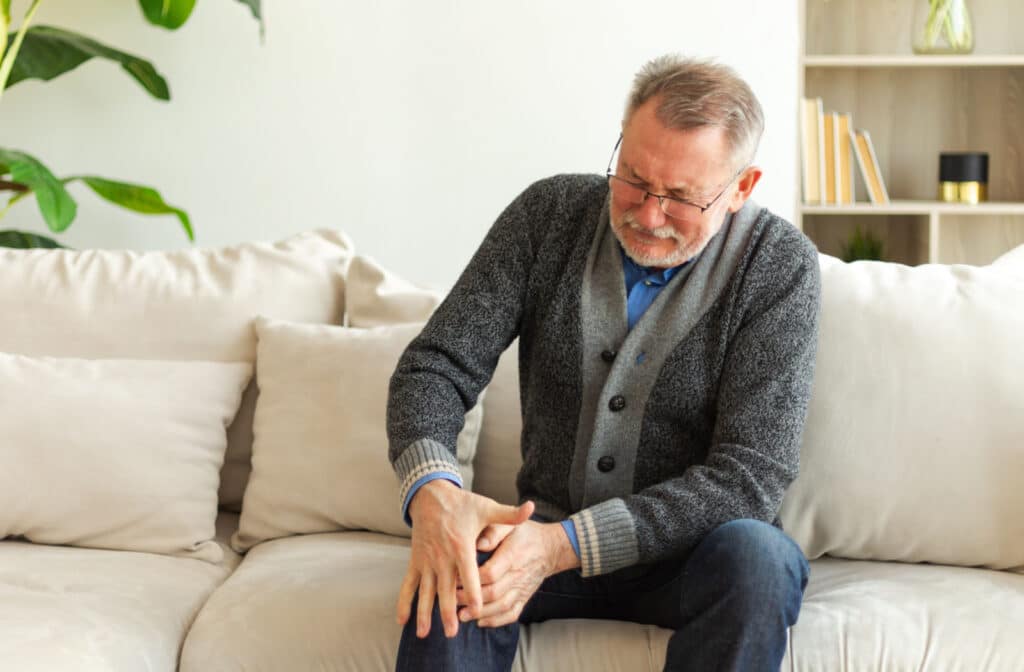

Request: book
left=836, top=113, right=854, bottom=204
left=851, top=129, right=890, bottom=205
left=800, top=97, right=826, bottom=204
left=823, top=111, right=837, bottom=204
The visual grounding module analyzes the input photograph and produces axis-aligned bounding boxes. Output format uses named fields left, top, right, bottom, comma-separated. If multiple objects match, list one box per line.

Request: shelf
left=803, top=55, right=1024, bottom=68
left=801, top=201, right=1024, bottom=216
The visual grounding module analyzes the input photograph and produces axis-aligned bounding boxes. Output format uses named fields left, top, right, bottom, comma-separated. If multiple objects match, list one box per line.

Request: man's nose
left=634, top=193, right=667, bottom=229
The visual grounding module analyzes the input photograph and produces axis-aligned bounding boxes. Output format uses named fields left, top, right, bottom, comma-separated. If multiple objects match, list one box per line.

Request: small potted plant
left=840, top=227, right=885, bottom=263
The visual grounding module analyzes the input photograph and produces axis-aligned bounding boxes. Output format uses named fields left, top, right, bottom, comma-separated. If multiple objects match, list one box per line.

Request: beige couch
left=1, top=230, right=1022, bottom=672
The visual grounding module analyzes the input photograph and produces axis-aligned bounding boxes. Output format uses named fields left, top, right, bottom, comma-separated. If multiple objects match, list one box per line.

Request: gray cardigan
left=387, top=174, right=821, bottom=577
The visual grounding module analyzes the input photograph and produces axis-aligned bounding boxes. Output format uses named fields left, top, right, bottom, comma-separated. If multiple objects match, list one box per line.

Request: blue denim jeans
left=395, top=518, right=810, bottom=672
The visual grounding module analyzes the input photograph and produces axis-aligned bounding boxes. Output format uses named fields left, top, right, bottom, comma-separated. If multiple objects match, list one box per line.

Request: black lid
left=939, top=152, right=988, bottom=182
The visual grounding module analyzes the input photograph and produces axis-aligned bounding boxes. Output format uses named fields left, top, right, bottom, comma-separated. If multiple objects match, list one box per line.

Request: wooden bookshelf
left=797, top=0, right=1024, bottom=265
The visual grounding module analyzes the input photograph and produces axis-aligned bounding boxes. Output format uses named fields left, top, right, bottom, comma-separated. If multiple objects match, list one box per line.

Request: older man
left=387, top=55, right=821, bottom=672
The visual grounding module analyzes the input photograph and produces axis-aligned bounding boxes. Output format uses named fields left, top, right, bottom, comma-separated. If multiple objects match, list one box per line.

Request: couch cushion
left=0, top=512, right=241, bottom=672
left=789, top=558, right=1024, bottom=671
left=181, top=531, right=407, bottom=672
left=992, top=242, right=1024, bottom=275
left=0, top=230, right=353, bottom=511
left=182, top=531, right=1024, bottom=671
left=780, top=254, right=1024, bottom=569
left=0, top=353, right=250, bottom=561
left=232, top=319, right=483, bottom=551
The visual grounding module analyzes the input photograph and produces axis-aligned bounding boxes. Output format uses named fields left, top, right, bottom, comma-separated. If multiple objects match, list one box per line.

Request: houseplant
left=840, top=227, right=885, bottom=262
left=0, top=0, right=261, bottom=249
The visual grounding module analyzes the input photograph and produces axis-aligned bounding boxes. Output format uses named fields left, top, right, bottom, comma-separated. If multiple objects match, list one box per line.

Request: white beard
left=610, top=209, right=712, bottom=268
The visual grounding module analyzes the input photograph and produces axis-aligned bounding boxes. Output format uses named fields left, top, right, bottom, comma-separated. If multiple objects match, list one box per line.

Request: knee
left=687, top=519, right=808, bottom=605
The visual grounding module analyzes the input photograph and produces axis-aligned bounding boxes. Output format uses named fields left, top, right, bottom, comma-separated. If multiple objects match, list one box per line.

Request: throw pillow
left=0, top=352, right=251, bottom=562
left=232, top=318, right=484, bottom=551
left=344, top=254, right=445, bottom=327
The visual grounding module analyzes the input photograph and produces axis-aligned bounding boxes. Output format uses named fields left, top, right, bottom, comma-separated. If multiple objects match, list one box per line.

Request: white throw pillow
left=780, top=255, right=1024, bottom=569
left=344, top=253, right=524, bottom=505
left=992, top=243, right=1024, bottom=276
left=344, top=254, right=445, bottom=327
left=0, top=230, right=353, bottom=511
left=0, top=352, right=251, bottom=562
left=232, top=318, right=484, bottom=551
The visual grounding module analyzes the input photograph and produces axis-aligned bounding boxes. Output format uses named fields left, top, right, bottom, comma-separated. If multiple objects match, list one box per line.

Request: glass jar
left=912, top=0, right=974, bottom=55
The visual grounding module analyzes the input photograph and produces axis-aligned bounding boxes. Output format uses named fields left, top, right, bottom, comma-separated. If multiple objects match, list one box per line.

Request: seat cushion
left=0, top=512, right=241, bottom=672
left=183, top=532, right=1024, bottom=671
left=790, top=558, right=1024, bottom=671
left=181, top=531, right=407, bottom=672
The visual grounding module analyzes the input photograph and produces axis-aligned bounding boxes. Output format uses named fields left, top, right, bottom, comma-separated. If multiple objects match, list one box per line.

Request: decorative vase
left=912, top=0, right=974, bottom=55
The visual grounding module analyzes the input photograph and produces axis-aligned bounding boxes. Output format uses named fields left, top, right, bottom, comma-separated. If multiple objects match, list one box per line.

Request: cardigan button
left=600, top=349, right=617, bottom=363
left=597, top=456, right=616, bottom=473
left=608, top=395, right=626, bottom=412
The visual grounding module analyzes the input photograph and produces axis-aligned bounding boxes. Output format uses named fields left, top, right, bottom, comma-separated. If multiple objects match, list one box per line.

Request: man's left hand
left=455, top=520, right=579, bottom=628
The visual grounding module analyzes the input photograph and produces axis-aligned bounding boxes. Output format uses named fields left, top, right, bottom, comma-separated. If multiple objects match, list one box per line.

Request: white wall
left=1, top=0, right=798, bottom=288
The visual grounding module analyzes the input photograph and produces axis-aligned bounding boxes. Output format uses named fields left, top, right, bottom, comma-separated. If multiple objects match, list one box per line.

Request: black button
left=608, top=395, right=626, bottom=412
left=601, top=349, right=617, bottom=363
left=597, top=456, right=616, bottom=473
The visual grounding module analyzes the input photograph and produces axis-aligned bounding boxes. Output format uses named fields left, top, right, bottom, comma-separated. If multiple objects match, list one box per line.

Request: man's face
left=609, top=97, right=746, bottom=270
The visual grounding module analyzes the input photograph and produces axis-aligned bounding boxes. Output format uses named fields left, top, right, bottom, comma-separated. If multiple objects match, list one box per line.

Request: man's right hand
left=396, top=479, right=534, bottom=639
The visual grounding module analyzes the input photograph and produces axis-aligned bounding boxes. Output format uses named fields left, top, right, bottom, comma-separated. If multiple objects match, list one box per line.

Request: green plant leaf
left=1, top=2, right=10, bottom=57
left=4, top=25, right=170, bottom=100
left=138, top=0, right=198, bottom=30
left=235, top=0, right=261, bottom=20
left=0, top=229, right=66, bottom=248
left=0, top=149, right=77, bottom=233
left=66, top=175, right=193, bottom=241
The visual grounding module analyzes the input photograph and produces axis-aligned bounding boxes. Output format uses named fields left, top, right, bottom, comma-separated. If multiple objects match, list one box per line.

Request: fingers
left=416, top=570, right=436, bottom=638
left=477, top=523, right=516, bottom=551
left=457, top=571, right=512, bottom=608
left=454, top=546, right=482, bottom=621
left=396, top=567, right=419, bottom=626
left=477, top=529, right=496, bottom=552
left=477, top=596, right=524, bottom=628
left=436, top=568, right=459, bottom=638
left=478, top=548, right=511, bottom=585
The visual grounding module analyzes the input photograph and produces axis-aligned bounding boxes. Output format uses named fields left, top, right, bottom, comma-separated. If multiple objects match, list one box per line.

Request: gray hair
left=625, top=55, right=764, bottom=170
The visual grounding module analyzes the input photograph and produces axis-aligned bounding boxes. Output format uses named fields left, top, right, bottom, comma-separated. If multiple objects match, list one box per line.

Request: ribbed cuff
left=393, top=438, right=463, bottom=510
left=569, top=498, right=639, bottom=577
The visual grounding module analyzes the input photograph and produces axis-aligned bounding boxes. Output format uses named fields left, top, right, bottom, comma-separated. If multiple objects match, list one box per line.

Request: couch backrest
left=0, top=230, right=353, bottom=511
left=781, top=250, right=1024, bottom=570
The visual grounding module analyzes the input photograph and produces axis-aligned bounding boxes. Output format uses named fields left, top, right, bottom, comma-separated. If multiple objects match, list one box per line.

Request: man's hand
left=397, top=480, right=534, bottom=639
left=456, top=520, right=580, bottom=628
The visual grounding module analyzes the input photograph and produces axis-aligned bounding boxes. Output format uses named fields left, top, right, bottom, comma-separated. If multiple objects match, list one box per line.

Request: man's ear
left=727, top=166, right=763, bottom=213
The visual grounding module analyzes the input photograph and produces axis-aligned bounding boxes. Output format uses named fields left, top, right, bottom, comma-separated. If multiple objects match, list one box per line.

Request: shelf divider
left=803, top=55, right=1024, bottom=68
left=800, top=201, right=1024, bottom=217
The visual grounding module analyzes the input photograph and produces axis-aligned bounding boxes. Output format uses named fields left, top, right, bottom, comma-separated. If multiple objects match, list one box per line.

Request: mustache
left=621, top=211, right=683, bottom=241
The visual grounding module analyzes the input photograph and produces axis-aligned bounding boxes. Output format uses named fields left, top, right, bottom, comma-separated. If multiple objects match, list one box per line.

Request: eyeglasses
left=605, top=134, right=743, bottom=220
